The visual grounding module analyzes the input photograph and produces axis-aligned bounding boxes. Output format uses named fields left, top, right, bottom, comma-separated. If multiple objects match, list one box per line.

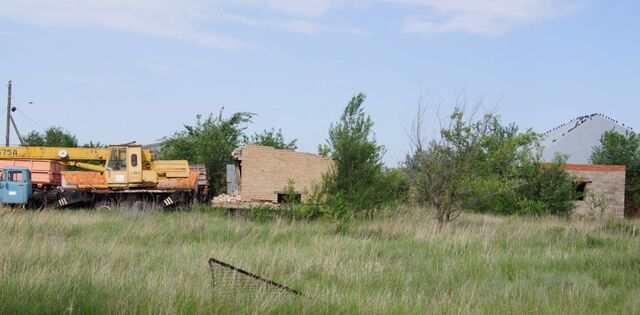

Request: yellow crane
left=0, top=144, right=190, bottom=189
left=0, top=144, right=206, bottom=208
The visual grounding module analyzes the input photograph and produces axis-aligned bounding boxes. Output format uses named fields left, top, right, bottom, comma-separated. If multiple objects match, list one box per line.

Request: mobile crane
left=0, top=144, right=208, bottom=209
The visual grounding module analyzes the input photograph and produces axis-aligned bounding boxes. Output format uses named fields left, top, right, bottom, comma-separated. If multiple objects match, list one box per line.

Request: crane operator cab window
left=107, top=148, right=128, bottom=171
left=5, top=170, right=28, bottom=182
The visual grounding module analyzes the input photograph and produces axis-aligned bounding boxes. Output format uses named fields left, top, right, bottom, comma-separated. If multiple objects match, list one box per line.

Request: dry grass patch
left=0, top=208, right=638, bottom=314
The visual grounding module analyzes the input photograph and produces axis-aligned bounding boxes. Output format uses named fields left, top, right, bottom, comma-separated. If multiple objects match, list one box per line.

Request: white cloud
left=0, top=0, right=248, bottom=48
left=391, top=0, right=586, bottom=36
left=219, top=12, right=369, bottom=35
left=264, top=0, right=339, bottom=17
left=0, top=0, right=586, bottom=47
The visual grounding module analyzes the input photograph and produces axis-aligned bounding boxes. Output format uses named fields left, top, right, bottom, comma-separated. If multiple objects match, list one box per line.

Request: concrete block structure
left=564, top=164, right=626, bottom=218
left=228, top=144, right=333, bottom=203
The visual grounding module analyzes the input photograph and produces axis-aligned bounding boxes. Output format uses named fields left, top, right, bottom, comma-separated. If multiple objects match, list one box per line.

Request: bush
left=461, top=158, right=577, bottom=217
left=380, top=168, right=411, bottom=205
left=463, top=175, right=519, bottom=215
left=516, top=199, right=548, bottom=216
left=517, top=156, right=578, bottom=216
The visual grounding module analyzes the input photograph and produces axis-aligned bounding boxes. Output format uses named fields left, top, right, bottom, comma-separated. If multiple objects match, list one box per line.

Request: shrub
left=463, top=175, right=519, bottom=215
left=517, top=155, right=578, bottom=217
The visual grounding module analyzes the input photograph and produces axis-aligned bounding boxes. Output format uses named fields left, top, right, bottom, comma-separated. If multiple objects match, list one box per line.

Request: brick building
left=227, top=144, right=334, bottom=203
left=564, top=164, right=626, bottom=218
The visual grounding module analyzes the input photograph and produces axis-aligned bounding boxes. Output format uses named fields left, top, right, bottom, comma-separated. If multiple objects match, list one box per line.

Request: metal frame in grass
left=209, top=258, right=305, bottom=297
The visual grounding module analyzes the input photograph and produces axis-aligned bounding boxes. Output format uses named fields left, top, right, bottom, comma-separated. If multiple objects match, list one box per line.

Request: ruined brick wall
left=564, top=164, right=626, bottom=219
left=237, top=144, right=334, bottom=203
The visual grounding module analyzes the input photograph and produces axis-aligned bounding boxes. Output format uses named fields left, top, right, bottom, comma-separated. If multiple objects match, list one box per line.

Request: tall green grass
left=0, top=208, right=639, bottom=314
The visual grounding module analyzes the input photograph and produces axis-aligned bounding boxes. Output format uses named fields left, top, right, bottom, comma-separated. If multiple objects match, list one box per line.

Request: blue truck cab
left=0, top=167, right=32, bottom=205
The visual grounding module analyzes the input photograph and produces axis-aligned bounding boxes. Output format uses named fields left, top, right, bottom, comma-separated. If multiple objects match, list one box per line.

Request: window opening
left=8, top=171, right=23, bottom=182
left=576, top=182, right=588, bottom=201
left=277, top=192, right=301, bottom=204
left=108, top=148, right=128, bottom=171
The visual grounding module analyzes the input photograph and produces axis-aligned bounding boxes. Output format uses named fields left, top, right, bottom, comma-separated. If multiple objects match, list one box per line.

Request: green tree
left=320, top=93, right=399, bottom=218
left=160, top=109, right=254, bottom=196
left=405, top=105, right=577, bottom=227
left=247, top=128, right=297, bottom=150
left=405, top=107, right=490, bottom=228
left=24, top=126, right=78, bottom=147
left=591, top=130, right=640, bottom=214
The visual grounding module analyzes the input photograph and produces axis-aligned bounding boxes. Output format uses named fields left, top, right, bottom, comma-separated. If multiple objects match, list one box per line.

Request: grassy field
left=0, top=208, right=639, bottom=314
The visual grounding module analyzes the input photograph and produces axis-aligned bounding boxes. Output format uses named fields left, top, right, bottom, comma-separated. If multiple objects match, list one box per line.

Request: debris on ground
left=212, top=193, right=242, bottom=204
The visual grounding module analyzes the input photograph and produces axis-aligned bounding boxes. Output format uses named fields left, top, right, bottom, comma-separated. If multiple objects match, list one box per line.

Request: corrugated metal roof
left=540, top=113, right=634, bottom=164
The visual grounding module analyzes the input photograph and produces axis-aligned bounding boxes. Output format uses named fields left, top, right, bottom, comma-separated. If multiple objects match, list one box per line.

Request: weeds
left=0, top=209, right=638, bottom=314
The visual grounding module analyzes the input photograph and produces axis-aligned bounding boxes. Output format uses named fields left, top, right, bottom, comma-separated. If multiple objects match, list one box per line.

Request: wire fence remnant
left=209, top=258, right=305, bottom=298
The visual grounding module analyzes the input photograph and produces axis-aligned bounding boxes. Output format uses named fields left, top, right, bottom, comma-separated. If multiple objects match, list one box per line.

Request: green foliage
left=282, top=178, right=299, bottom=205
left=517, top=155, right=579, bottom=217
left=405, top=108, right=494, bottom=226
left=591, top=130, right=640, bottom=170
left=463, top=127, right=578, bottom=217
left=317, top=144, right=331, bottom=157
left=319, top=93, right=404, bottom=218
left=243, top=180, right=324, bottom=222
left=463, top=175, right=520, bottom=215
left=23, top=126, right=78, bottom=147
left=380, top=168, right=411, bottom=205
left=247, top=128, right=297, bottom=150
left=82, top=141, right=108, bottom=148
left=406, top=107, right=578, bottom=222
left=160, top=109, right=254, bottom=196
left=591, top=130, right=640, bottom=213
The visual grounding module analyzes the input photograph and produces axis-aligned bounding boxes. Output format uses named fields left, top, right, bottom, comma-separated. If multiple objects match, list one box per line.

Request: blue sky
left=1, top=0, right=638, bottom=165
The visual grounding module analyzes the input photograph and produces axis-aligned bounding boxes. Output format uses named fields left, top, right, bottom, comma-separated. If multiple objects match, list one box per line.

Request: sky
left=0, top=0, right=638, bottom=165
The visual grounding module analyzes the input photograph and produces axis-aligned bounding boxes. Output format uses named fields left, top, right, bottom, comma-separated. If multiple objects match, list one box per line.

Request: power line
left=15, top=108, right=46, bottom=131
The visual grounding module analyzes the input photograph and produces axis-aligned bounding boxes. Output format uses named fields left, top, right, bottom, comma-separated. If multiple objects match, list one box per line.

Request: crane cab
left=0, top=167, right=32, bottom=205
left=105, top=145, right=158, bottom=188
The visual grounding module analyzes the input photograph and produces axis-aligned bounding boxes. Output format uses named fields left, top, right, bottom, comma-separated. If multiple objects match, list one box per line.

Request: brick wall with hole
left=564, top=164, right=626, bottom=219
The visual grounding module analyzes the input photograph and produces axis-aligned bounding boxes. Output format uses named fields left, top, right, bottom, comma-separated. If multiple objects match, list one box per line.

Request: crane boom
left=0, top=146, right=107, bottom=160
left=0, top=146, right=154, bottom=162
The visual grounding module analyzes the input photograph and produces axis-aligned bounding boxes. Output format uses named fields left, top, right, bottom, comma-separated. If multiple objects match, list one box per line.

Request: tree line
left=21, top=94, right=638, bottom=224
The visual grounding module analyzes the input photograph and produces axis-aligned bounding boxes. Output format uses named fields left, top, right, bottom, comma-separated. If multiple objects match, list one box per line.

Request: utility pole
left=6, top=81, right=11, bottom=146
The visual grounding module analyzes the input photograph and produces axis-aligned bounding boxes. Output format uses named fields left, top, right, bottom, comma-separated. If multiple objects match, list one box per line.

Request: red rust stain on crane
left=62, top=171, right=109, bottom=189
left=157, top=171, right=199, bottom=190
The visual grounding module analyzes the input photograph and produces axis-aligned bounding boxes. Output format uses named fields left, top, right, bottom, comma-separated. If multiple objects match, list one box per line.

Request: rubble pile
left=212, top=193, right=242, bottom=204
